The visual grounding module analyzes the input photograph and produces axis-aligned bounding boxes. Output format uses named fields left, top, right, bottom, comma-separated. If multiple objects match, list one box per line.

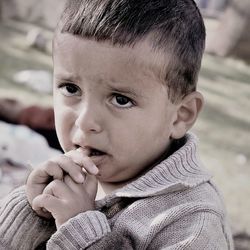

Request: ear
left=171, top=91, right=204, bottom=139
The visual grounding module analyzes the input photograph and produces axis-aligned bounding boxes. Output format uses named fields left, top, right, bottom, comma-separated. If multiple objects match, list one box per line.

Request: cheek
left=111, top=116, right=169, bottom=156
left=136, top=111, right=173, bottom=138
left=128, top=113, right=173, bottom=155
left=54, top=107, right=75, bottom=151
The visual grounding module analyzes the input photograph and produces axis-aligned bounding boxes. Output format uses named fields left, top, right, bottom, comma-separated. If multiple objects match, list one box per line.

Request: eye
left=58, top=83, right=81, bottom=97
left=110, top=94, right=134, bottom=108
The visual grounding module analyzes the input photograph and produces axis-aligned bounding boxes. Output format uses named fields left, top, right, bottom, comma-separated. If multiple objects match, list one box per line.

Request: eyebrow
left=54, top=73, right=81, bottom=83
left=105, top=82, right=145, bottom=99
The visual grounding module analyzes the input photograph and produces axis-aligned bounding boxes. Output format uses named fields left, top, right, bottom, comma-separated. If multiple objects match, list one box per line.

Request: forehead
left=53, top=33, right=169, bottom=84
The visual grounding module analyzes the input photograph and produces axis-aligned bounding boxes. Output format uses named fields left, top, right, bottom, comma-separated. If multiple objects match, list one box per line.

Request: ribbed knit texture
left=117, top=133, right=211, bottom=197
left=0, top=133, right=234, bottom=249
left=0, top=187, right=56, bottom=250
left=47, top=211, right=111, bottom=249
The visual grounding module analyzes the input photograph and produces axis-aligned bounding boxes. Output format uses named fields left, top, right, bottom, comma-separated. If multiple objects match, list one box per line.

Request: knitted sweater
left=0, top=133, right=233, bottom=249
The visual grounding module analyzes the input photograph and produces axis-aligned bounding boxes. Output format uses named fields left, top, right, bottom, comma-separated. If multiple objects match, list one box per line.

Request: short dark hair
left=58, top=0, right=206, bottom=102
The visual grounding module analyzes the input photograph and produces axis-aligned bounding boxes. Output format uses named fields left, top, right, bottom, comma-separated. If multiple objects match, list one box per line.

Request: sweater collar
left=96, top=133, right=212, bottom=206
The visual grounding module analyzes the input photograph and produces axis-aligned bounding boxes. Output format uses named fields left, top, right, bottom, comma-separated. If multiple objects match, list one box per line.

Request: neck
left=96, top=181, right=127, bottom=200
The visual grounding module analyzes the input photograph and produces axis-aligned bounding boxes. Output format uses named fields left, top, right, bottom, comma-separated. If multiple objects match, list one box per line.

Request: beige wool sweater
left=0, top=133, right=233, bottom=249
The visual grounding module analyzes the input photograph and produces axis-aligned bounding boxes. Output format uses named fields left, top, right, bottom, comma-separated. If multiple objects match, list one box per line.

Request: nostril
left=74, top=113, right=102, bottom=134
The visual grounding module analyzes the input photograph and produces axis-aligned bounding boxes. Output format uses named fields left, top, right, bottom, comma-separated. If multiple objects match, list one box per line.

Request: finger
left=66, top=149, right=99, bottom=175
left=32, top=194, right=62, bottom=215
left=27, top=161, right=64, bottom=185
left=43, top=179, right=73, bottom=198
left=84, top=174, right=98, bottom=200
left=77, top=147, right=90, bottom=156
left=34, top=208, right=53, bottom=220
left=63, top=175, right=84, bottom=194
left=81, top=155, right=99, bottom=175
left=50, top=154, right=85, bottom=183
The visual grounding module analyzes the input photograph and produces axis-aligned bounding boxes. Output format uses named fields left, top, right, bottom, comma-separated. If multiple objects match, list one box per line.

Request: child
left=0, top=0, right=233, bottom=249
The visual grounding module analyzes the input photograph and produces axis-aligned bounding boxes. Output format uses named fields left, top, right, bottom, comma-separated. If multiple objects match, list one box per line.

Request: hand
left=25, top=148, right=99, bottom=218
left=32, top=174, right=98, bottom=229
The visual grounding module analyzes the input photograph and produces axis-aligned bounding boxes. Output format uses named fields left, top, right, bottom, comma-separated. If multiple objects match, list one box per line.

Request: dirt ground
left=0, top=19, right=249, bottom=249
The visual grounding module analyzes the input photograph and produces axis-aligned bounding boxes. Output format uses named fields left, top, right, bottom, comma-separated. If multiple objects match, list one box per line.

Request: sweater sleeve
left=0, top=186, right=56, bottom=250
left=47, top=211, right=111, bottom=249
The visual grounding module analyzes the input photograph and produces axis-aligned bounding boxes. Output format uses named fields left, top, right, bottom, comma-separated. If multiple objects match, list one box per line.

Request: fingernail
left=42, top=208, right=48, bottom=213
left=77, top=147, right=90, bottom=156
left=91, top=164, right=99, bottom=175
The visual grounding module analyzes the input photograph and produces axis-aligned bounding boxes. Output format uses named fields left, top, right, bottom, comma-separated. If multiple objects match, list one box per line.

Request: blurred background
left=0, top=0, right=249, bottom=248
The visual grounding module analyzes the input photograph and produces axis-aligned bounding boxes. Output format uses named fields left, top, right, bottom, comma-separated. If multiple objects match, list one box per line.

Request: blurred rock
left=195, top=0, right=229, bottom=12
left=1, top=0, right=66, bottom=29
left=13, top=70, right=53, bottom=94
left=236, top=154, right=247, bottom=166
left=26, top=28, right=47, bottom=52
left=234, top=233, right=250, bottom=250
left=0, top=121, right=60, bottom=166
left=206, top=0, right=250, bottom=63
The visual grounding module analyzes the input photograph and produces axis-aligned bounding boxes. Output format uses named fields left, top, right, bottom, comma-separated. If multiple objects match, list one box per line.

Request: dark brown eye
left=111, top=94, right=134, bottom=108
left=65, top=85, right=78, bottom=94
left=116, top=96, right=130, bottom=105
left=59, top=83, right=81, bottom=96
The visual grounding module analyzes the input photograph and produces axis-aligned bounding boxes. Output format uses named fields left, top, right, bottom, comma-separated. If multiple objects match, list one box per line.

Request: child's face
left=53, top=33, right=179, bottom=183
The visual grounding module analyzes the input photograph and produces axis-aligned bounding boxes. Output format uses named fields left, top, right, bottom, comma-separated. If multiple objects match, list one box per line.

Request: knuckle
left=67, top=163, right=80, bottom=174
left=44, top=160, right=56, bottom=170
left=26, top=171, right=35, bottom=183
left=44, top=160, right=63, bottom=177
left=61, top=154, right=70, bottom=161
left=42, top=194, right=53, bottom=203
left=55, top=178, right=62, bottom=184
left=51, top=179, right=61, bottom=187
left=45, top=179, right=60, bottom=192
left=63, top=175, right=71, bottom=182
left=43, top=194, right=52, bottom=200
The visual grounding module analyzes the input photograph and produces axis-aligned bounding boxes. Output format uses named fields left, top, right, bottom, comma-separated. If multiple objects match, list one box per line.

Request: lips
left=74, top=144, right=109, bottom=166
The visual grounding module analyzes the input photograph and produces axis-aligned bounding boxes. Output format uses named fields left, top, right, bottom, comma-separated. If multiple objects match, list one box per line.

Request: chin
left=96, top=173, right=120, bottom=183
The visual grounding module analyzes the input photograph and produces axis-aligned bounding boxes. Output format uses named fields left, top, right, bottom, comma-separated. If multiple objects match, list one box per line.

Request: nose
left=75, top=103, right=103, bottom=134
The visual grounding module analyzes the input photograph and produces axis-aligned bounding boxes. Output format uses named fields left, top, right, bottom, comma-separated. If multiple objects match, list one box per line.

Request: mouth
left=89, top=148, right=106, bottom=157
left=74, top=145, right=108, bottom=166
left=87, top=147, right=108, bottom=167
